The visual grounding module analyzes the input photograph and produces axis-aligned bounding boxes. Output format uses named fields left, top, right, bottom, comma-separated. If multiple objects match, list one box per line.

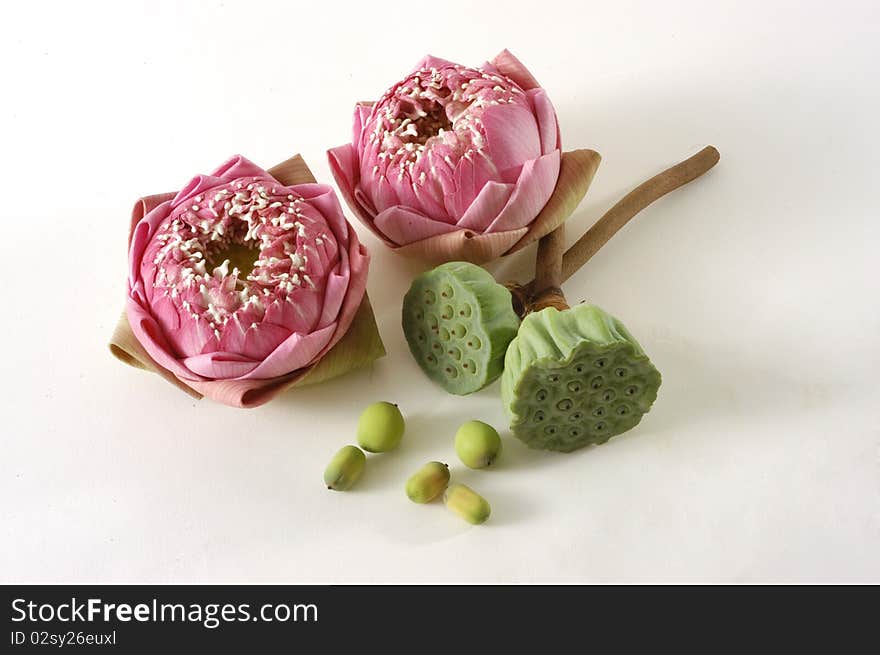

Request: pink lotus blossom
left=328, top=50, right=562, bottom=264
left=125, top=155, right=369, bottom=405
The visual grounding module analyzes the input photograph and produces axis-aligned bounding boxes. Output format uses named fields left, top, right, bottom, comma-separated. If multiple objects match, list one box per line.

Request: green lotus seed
left=356, top=401, right=405, bottom=453
left=405, top=461, right=450, bottom=503
left=455, top=420, right=502, bottom=469
left=444, top=484, right=491, bottom=525
left=323, top=445, right=366, bottom=491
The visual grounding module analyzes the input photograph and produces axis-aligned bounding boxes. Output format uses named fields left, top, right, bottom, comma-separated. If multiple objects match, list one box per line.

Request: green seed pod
left=405, top=461, right=450, bottom=503
left=324, top=445, right=366, bottom=491
left=444, top=484, right=491, bottom=525
left=356, top=401, right=405, bottom=453
left=454, top=420, right=502, bottom=469
left=402, top=262, right=521, bottom=395
left=501, top=304, right=661, bottom=452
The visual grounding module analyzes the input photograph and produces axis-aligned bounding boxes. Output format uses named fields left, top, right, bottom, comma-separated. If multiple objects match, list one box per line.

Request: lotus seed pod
left=402, top=262, right=521, bottom=395
left=405, top=461, right=451, bottom=503
left=356, top=401, right=405, bottom=453
left=501, top=304, right=661, bottom=452
left=454, top=420, right=503, bottom=469
left=324, top=445, right=366, bottom=491
left=444, top=484, right=491, bottom=525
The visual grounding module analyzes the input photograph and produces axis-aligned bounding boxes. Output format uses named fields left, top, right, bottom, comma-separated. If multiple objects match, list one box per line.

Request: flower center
left=364, top=64, right=527, bottom=183
left=147, top=178, right=327, bottom=341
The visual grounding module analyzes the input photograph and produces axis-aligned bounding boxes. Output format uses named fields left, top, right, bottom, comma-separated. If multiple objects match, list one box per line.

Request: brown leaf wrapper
left=108, top=154, right=386, bottom=408
left=507, top=149, right=602, bottom=254
left=388, top=149, right=600, bottom=265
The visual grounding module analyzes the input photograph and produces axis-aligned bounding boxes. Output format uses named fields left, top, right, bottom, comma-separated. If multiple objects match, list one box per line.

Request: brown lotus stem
left=530, top=223, right=570, bottom=311
left=514, top=145, right=720, bottom=304
left=561, top=145, right=719, bottom=281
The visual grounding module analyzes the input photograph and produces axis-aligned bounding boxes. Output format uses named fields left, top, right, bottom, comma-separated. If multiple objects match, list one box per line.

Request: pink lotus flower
left=118, top=155, right=373, bottom=407
left=328, top=50, right=561, bottom=264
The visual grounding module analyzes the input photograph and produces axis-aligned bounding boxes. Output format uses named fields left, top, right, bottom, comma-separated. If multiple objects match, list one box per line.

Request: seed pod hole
left=590, top=376, right=604, bottom=390
left=447, top=346, right=462, bottom=361
left=567, top=381, right=583, bottom=393
left=459, top=304, right=472, bottom=318
left=439, top=327, right=450, bottom=341
left=575, top=364, right=585, bottom=374
left=452, top=323, right=467, bottom=338
left=602, top=389, right=616, bottom=402
left=570, top=412, right=584, bottom=421
left=432, top=342, right=442, bottom=352
left=594, top=358, right=608, bottom=368
left=467, top=336, right=482, bottom=349
left=440, top=284, right=454, bottom=299
left=445, top=366, right=459, bottom=378
left=424, top=290, right=435, bottom=304
left=536, top=389, right=548, bottom=402
left=568, top=428, right=581, bottom=438
left=463, top=359, right=477, bottom=374
left=614, top=367, right=628, bottom=378
left=547, top=373, right=560, bottom=383
left=533, top=410, right=546, bottom=423
left=426, top=354, right=437, bottom=365
left=415, top=310, right=423, bottom=321
left=427, top=314, right=439, bottom=330
left=441, top=305, right=454, bottom=320
left=593, top=406, right=606, bottom=417
left=625, top=385, right=639, bottom=396
left=556, top=398, right=573, bottom=411
left=616, top=404, right=631, bottom=416
left=595, top=421, right=607, bottom=431
left=544, top=425, right=558, bottom=436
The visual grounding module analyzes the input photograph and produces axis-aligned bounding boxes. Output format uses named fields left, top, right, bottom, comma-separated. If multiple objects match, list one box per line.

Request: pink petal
left=374, top=205, right=458, bottom=245
left=480, top=102, right=542, bottom=176
left=244, top=324, right=336, bottom=379
left=210, top=154, right=270, bottom=182
left=528, top=88, right=561, bottom=154
left=370, top=173, right=402, bottom=214
left=411, top=54, right=455, bottom=73
left=448, top=152, right=500, bottom=218
left=489, top=49, right=541, bottom=91
left=317, top=272, right=348, bottom=330
left=486, top=150, right=560, bottom=233
left=182, top=352, right=258, bottom=379
left=125, top=298, right=204, bottom=382
left=455, top=181, right=514, bottom=232
left=354, top=103, right=374, bottom=144
left=171, top=174, right=229, bottom=208
left=263, top=288, right=322, bottom=334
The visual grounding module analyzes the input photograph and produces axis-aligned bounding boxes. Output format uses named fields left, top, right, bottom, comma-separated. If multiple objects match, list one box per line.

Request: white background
left=1, top=0, right=877, bottom=583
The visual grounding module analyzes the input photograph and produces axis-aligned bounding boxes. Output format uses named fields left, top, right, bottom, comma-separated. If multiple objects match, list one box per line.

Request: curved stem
left=530, top=224, right=570, bottom=313
left=513, top=145, right=720, bottom=303
left=560, top=145, right=719, bottom=282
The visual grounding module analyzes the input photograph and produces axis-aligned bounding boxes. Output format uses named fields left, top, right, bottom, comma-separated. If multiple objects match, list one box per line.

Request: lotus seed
left=356, top=401, right=405, bottom=453
left=455, top=420, right=502, bottom=469
left=406, top=461, right=450, bottom=503
left=444, top=484, right=491, bottom=525
left=323, top=445, right=366, bottom=491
